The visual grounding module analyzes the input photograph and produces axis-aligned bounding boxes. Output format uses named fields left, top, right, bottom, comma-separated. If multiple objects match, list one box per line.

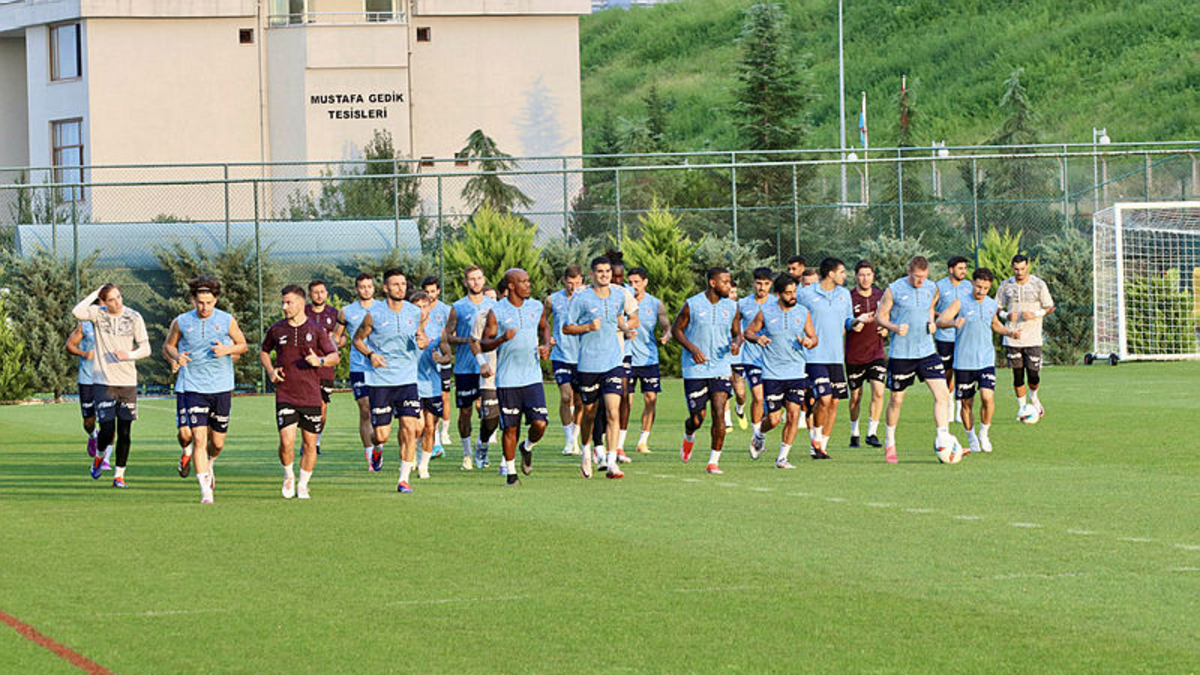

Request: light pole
left=931, top=141, right=948, bottom=199
left=838, top=0, right=847, bottom=207
left=846, top=151, right=868, bottom=205
left=1092, top=127, right=1111, bottom=213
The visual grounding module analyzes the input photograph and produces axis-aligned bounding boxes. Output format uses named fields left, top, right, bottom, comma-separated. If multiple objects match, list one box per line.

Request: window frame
left=49, top=22, right=82, bottom=82
left=51, top=118, right=85, bottom=202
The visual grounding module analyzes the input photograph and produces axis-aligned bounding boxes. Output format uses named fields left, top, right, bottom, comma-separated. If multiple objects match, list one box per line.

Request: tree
left=443, top=207, right=546, bottom=297
left=0, top=291, right=33, bottom=400
left=459, top=130, right=534, bottom=214
left=284, top=129, right=420, bottom=221
left=622, top=201, right=699, bottom=314
left=731, top=1, right=811, bottom=152
left=980, top=68, right=1056, bottom=241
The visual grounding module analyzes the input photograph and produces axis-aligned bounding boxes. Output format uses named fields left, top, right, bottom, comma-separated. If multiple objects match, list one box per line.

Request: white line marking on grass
left=824, top=497, right=847, bottom=503
left=1067, top=529, right=1096, bottom=536
left=1119, top=537, right=1154, bottom=543
left=1009, top=522, right=1042, bottom=528
left=652, top=474, right=674, bottom=479
left=787, top=492, right=812, bottom=497
left=385, top=594, right=528, bottom=607
left=1168, top=567, right=1200, bottom=573
left=717, top=482, right=740, bottom=488
left=865, top=502, right=892, bottom=508
left=748, top=487, right=773, bottom=493
left=101, top=608, right=232, bottom=618
left=1172, top=544, right=1200, bottom=551
left=905, top=508, right=935, bottom=514
left=953, top=515, right=982, bottom=521
left=674, top=584, right=761, bottom=594
left=681, top=478, right=700, bottom=483
left=992, top=572, right=1085, bottom=580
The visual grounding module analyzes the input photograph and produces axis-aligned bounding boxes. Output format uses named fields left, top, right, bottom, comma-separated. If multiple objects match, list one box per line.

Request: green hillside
left=579, top=0, right=1200, bottom=152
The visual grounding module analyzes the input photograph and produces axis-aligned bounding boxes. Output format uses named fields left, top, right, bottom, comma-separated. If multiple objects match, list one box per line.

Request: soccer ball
left=1018, top=404, right=1040, bottom=425
left=933, top=435, right=964, bottom=464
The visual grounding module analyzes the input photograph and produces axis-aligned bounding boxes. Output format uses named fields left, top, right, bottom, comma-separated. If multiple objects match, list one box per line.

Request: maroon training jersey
left=845, top=287, right=886, bottom=364
left=306, top=304, right=339, bottom=380
left=262, top=317, right=338, bottom=407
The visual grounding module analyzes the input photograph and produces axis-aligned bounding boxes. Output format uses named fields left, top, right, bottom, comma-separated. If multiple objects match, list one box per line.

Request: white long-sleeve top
left=72, top=290, right=150, bottom=387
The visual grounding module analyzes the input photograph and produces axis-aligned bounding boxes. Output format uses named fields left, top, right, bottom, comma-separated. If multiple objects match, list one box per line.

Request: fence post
left=614, top=168, right=622, bottom=242
left=50, top=182, right=58, bottom=258
left=561, top=157, right=569, bottom=241
left=730, top=152, right=738, bottom=242
left=1144, top=153, right=1151, bottom=199
left=896, top=149, right=905, bottom=239
left=223, top=164, right=231, bottom=247
left=791, top=164, right=799, bottom=255
left=437, top=175, right=444, bottom=286
left=393, top=158, right=400, bottom=250
left=971, top=157, right=980, bottom=267
left=1192, top=153, right=1199, bottom=197
left=254, top=179, right=265, bottom=392
left=1060, top=148, right=1069, bottom=231
left=71, top=194, right=79, bottom=298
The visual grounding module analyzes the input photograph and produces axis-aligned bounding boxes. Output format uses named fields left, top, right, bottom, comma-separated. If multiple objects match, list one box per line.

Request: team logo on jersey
left=306, top=333, right=313, bottom=342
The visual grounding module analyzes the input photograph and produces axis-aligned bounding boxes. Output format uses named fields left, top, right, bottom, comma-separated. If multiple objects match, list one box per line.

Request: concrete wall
left=24, top=23, right=89, bottom=170
left=0, top=36, right=29, bottom=169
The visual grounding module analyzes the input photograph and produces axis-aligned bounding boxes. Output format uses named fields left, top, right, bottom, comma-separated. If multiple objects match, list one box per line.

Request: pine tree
left=643, top=84, right=670, bottom=151
left=459, top=130, right=534, bottom=214
left=443, top=207, right=545, bottom=297
left=0, top=292, right=33, bottom=400
left=731, top=1, right=811, bottom=152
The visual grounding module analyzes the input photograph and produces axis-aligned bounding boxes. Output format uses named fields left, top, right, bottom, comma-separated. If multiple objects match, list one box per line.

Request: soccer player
left=787, top=255, right=806, bottom=282
left=797, top=267, right=820, bottom=436
left=443, top=266, right=495, bottom=467
left=936, top=268, right=1020, bottom=453
left=744, top=273, right=817, bottom=468
left=724, top=279, right=740, bottom=429
left=471, top=286, right=502, bottom=470
left=306, top=279, right=342, bottom=455
left=422, top=275, right=454, bottom=451
left=546, top=265, right=585, bottom=455
left=935, top=256, right=973, bottom=423
left=412, top=289, right=452, bottom=479
left=673, top=267, right=741, bottom=475
left=480, top=268, right=551, bottom=486
left=564, top=256, right=639, bottom=479
left=71, top=284, right=150, bottom=488
left=875, top=256, right=955, bottom=463
left=261, top=285, right=340, bottom=499
left=625, top=266, right=671, bottom=453
left=163, top=276, right=248, bottom=504
left=353, top=269, right=430, bottom=493
left=65, top=309, right=104, bottom=466
left=846, top=260, right=888, bottom=448
left=340, top=273, right=379, bottom=470
left=609, top=253, right=639, bottom=462
left=732, top=267, right=775, bottom=436
left=996, top=254, right=1055, bottom=418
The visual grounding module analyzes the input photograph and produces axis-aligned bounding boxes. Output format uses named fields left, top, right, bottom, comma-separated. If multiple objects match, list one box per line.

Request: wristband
left=475, top=353, right=487, bottom=367
left=367, top=351, right=375, bottom=360
left=998, top=310, right=1008, bottom=320
left=1033, top=308, right=1047, bottom=318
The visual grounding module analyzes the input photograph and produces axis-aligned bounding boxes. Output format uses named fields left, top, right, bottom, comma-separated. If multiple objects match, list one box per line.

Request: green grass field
left=2, top=363, right=1199, bottom=673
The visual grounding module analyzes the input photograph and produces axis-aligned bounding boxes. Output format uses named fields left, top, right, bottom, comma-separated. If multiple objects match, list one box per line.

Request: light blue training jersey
left=886, top=276, right=938, bottom=360
left=176, top=308, right=236, bottom=393
left=680, top=292, right=738, bottom=380
left=417, top=331, right=443, bottom=399
left=799, top=283, right=854, bottom=364
left=758, top=301, right=810, bottom=381
left=492, top=298, right=544, bottom=388
left=451, top=295, right=496, bottom=375
left=629, top=293, right=663, bottom=367
left=953, top=294, right=999, bottom=371
left=934, top=276, right=973, bottom=342
left=77, top=321, right=95, bottom=385
left=547, top=289, right=580, bottom=364
left=364, top=301, right=423, bottom=387
left=737, top=294, right=775, bottom=367
left=343, top=300, right=375, bottom=373
left=569, top=285, right=632, bottom=374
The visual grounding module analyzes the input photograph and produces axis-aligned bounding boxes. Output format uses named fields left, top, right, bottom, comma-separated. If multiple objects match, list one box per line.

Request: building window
left=454, top=152, right=469, bottom=167
left=365, top=0, right=394, bottom=22
left=239, top=28, right=254, bottom=44
left=416, top=27, right=431, bottom=42
left=52, top=119, right=84, bottom=202
left=420, top=156, right=435, bottom=168
left=50, top=23, right=81, bottom=81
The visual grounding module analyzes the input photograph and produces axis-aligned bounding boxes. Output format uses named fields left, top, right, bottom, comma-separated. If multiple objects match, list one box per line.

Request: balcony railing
left=268, top=11, right=407, bottom=27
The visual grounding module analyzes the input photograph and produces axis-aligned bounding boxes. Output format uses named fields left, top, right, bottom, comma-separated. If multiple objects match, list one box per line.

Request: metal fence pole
left=614, top=168, right=622, bottom=242
left=1144, top=153, right=1151, bottom=199
left=896, top=149, right=905, bottom=240
left=561, top=157, right=569, bottom=240
left=50, top=183, right=58, bottom=257
left=791, top=165, right=799, bottom=255
left=971, top=158, right=980, bottom=267
left=392, top=159, right=400, bottom=250
left=1060, top=149, right=1069, bottom=230
left=71, top=195, right=79, bottom=297
left=254, top=179, right=265, bottom=392
left=437, top=175, right=444, bottom=285
left=223, top=164, right=231, bottom=247
left=730, top=152, right=738, bottom=242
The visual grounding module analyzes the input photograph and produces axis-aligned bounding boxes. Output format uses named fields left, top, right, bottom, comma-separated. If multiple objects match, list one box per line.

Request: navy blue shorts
left=683, top=377, right=732, bottom=415
left=847, top=359, right=887, bottom=390
left=79, top=383, right=95, bottom=419
left=887, top=354, right=946, bottom=392
left=455, top=374, right=481, bottom=408
left=622, top=354, right=633, bottom=380
left=954, top=367, right=996, bottom=399
left=480, top=388, right=500, bottom=421
left=629, top=365, right=662, bottom=393
left=421, top=396, right=444, bottom=417
left=439, top=364, right=453, bottom=392
left=551, top=360, right=577, bottom=387
left=369, top=384, right=421, bottom=426
left=181, top=391, right=233, bottom=433
left=498, top=384, right=549, bottom=429
left=276, top=402, right=322, bottom=434
left=349, top=371, right=370, bottom=400
left=320, top=379, right=334, bottom=405
left=732, top=364, right=763, bottom=389
left=176, top=392, right=188, bottom=428
left=576, top=367, right=624, bottom=405
left=763, top=378, right=807, bottom=414
left=936, top=340, right=956, bottom=374
left=96, top=385, right=137, bottom=422
left=807, top=363, right=848, bottom=400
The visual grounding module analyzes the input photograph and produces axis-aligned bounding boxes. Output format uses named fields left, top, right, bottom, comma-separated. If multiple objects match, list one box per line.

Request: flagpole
left=861, top=90, right=869, bottom=204
left=838, top=0, right=848, bottom=208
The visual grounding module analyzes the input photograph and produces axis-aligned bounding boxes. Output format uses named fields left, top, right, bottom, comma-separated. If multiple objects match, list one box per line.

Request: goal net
left=1093, top=202, right=1200, bottom=361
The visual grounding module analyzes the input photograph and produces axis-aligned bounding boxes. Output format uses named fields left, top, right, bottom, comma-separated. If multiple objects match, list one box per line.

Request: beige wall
left=24, top=23, right=89, bottom=171
left=0, top=36, right=29, bottom=169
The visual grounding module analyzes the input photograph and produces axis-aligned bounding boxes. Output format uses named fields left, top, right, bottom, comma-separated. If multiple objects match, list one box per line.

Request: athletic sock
left=523, top=438, right=539, bottom=453
left=885, top=425, right=896, bottom=448
left=462, top=438, right=472, bottom=458
left=197, top=472, right=212, bottom=494
left=114, top=466, right=126, bottom=479
left=638, top=430, right=651, bottom=447
left=867, top=418, right=880, bottom=436
left=1017, top=395, right=1027, bottom=408
left=399, top=460, right=414, bottom=483
left=283, top=463, right=295, bottom=480
left=617, top=430, right=628, bottom=451
left=418, top=450, right=431, bottom=471
left=967, top=429, right=978, bottom=441
left=684, top=433, right=694, bottom=443
left=583, top=441, right=593, bottom=457
left=818, top=435, right=829, bottom=451
left=606, top=450, right=618, bottom=470
left=850, top=419, right=860, bottom=436
left=364, top=445, right=374, bottom=459
left=778, top=444, right=792, bottom=462
left=1030, top=391, right=1041, bottom=405
left=564, top=423, right=576, bottom=446
left=735, top=403, right=745, bottom=417
left=752, top=422, right=761, bottom=435
left=102, top=445, right=113, bottom=464
left=980, top=422, right=991, bottom=441
left=936, top=426, right=951, bottom=445
left=183, top=442, right=194, bottom=457
left=298, top=468, right=312, bottom=489
left=708, top=449, right=722, bottom=466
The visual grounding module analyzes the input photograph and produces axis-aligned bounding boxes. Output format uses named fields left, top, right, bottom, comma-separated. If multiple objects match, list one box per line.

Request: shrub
left=855, top=233, right=932, bottom=288
left=443, top=207, right=546, bottom=298
left=1035, top=228, right=1093, bottom=365
left=0, top=292, right=32, bottom=400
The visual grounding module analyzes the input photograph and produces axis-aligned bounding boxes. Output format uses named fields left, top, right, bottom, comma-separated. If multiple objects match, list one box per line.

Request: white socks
left=299, top=468, right=312, bottom=489
left=418, top=450, right=431, bottom=471
left=638, top=430, right=651, bottom=447
left=114, top=466, right=126, bottom=479
left=752, top=422, right=761, bottom=435
left=1017, top=395, right=1027, bottom=408
left=564, top=423, right=576, bottom=446
left=606, top=450, right=618, bottom=469
left=523, top=438, right=539, bottom=453
left=684, top=433, right=695, bottom=443
left=399, top=460, right=414, bottom=483
left=980, top=422, right=991, bottom=440
left=708, top=449, right=722, bottom=466
left=462, top=438, right=472, bottom=458
left=183, top=442, right=194, bottom=457
left=867, top=418, right=880, bottom=437
left=617, top=429, right=628, bottom=451
left=283, top=463, right=295, bottom=480
left=505, top=458, right=517, bottom=474
left=778, top=444, right=791, bottom=462
left=1030, top=391, right=1041, bottom=406
left=735, top=403, right=745, bottom=417
left=850, top=419, right=860, bottom=436
left=885, top=425, right=896, bottom=448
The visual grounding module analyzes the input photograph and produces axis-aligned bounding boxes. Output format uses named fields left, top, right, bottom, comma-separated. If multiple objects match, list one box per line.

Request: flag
left=858, top=91, right=869, bottom=149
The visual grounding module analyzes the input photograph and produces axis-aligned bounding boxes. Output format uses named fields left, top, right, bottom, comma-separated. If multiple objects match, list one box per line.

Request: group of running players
left=66, top=250, right=1054, bottom=504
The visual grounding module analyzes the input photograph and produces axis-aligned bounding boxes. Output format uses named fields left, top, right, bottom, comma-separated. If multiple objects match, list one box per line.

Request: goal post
left=1092, top=201, right=1200, bottom=361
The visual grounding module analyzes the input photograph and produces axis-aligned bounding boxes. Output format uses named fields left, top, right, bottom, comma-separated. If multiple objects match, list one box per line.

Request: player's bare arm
left=671, top=303, right=706, bottom=365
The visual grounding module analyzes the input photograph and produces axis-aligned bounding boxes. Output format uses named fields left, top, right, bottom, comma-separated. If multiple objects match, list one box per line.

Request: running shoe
left=371, top=449, right=383, bottom=473
left=884, top=446, right=898, bottom=464
left=396, top=481, right=413, bottom=494
left=705, top=464, right=724, bottom=475
left=519, top=441, right=533, bottom=475
left=297, top=484, right=310, bottom=499
left=849, top=435, right=861, bottom=448
left=775, top=459, right=796, bottom=469
left=605, top=467, right=624, bottom=479
left=865, top=434, right=883, bottom=448
left=504, top=473, right=521, bottom=487
left=680, top=437, right=694, bottom=463
left=178, top=452, right=192, bottom=478
left=112, top=477, right=128, bottom=489
left=90, top=456, right=104, bottom=480
left=282, top=477, right=296, bottom=499
left=431, top=444, right=445, bottom=459
left=635, top=443, right=652, bottom=454
left=616, top=450, right=632, bottom=464
left=87, top=436, right=97, bottom=458
left=749, top=434, right=764, bottom=460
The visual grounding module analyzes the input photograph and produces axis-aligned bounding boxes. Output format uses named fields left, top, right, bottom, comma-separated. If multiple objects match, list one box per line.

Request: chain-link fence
left=2, top=142, right=1198, bottom=390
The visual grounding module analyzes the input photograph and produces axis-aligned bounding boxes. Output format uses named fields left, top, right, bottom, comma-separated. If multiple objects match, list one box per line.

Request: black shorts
left=683, top=377, right=733, bottom=415
left=622, top=354, right=633, bottom=380
left=439, top=364, right=453, bottom=392
left=96, top=385, right=137, bottom=422
left=276, top=402, right=323, bottom=434
left=955, top=367, right=996, bottom=399
left=629, top=365, right=662, bottom=393
left=369, top=384, right=421, bottom=426
left=181, top=391, right=233, bottom=433
left=576, top=367, right=625, bottom=405
left=479, top=388, right=500, bottom=421
left=420, top=396, right=444, bottom=418
left=936, top=340, right=956, bottom=374
left=762, top=378, right=807, bottom=415
left=887, top=354, right=946, bottom=392
left=551, top=360, right=577, bottom=387
left=349, top=371, right=369, bottom=400
left=498, top=384, right=549, bottom=430
left=806, top=363, right=848, bottom=400
left=846, top=359, right=887, bottom=391
left=455, top=374, right=481, bottom=408
left=1006, top=346, right=1043, bottom=372
left=731, top=364, right=764, bottom=388
left=320, top=379, right=334, bottom=404
left=78, top=383, right=96, bottom=418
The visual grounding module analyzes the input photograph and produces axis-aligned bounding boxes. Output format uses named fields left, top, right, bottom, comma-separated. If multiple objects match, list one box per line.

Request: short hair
left=496, top=276, right=509, bottom=294
left=188, top=275, right=221, bottom=299
left=973, top=267, right=995, bottom=283
left=281, top=284, right=305, bottom=299
left=420, top=275, right=440, bottom=290
left=463, top=265, right=483, bottom=279
left=908, top=256, right=930, bottom=272
left=854, top=259, right=874, bottom=273
left=773, top=273, right=797, bottom=295
left=787, top=255, right=806, bottom=267
left=605, top=249, right=624, bottom=266
left=591, top=256, right=611, bottom=270
left=800, top=268, right=819, bottom=280
left=307, top=279, right=327, bottom=291
left=819, top=257, right=844, bottom=280
left=98, top=283, right=120, bottom=301
left=408, top=289, right=430, bottom=303
left=707, top=266, right=729, bottom=281
left=752, top=266, right=774, bottom=281
left=354, top=272, right=374, bottom=284
left=627, top=266, right=649, bottom=280
left=1011, top=254, right=1029, bottom=266
left=563, top=264, right=583, bottom=279
left=947, top=255, right=969, bottom=268
left=481, top=285, right=496, bottom=295
left=383, top=268, right=405, bottom=283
